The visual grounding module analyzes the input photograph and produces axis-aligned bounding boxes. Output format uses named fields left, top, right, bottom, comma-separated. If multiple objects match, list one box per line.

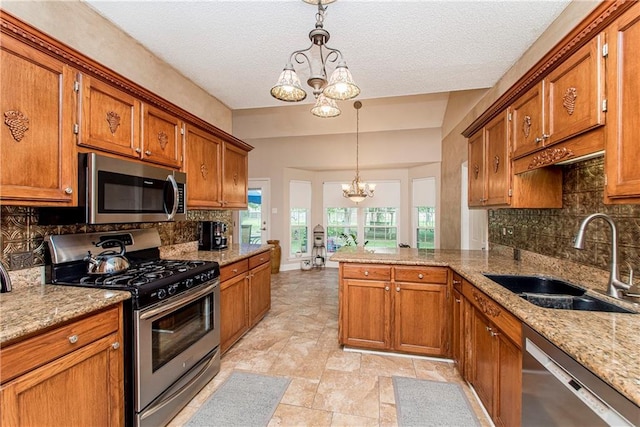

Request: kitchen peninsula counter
left=0, top=276, right=130, bottom=346
left=331, top=247, right=640, bottom=408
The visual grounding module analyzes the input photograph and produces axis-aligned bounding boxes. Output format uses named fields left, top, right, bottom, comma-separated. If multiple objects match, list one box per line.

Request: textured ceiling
left=84, top=0, right=571, bottom=111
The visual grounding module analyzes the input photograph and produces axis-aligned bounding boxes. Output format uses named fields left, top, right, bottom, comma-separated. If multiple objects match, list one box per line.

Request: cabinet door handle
left=490, top=331, right=500, bottom=338
left=384, top=286, right=390, bottom=291
left=232, top=269, right=238, bottom=273
left=418, top=273, right=424, bottom=279
left=485, top=326, right=492, bottom=332
left=145, top=150, right=152, bottom=156
left=135, top=148, right=142, bottom=153
left=455, top=298, right=461, bottom=303
left=68, top=335, right=79, bottom=344
left=112, top=342, right=120, bottom=350
left=64, top=187, right=73, bottom=195
left=396, top=287, right=400, bottom=292
left=364, top=271, right=369, bottom=276
left=535, top=137, right=543, bottom=144
left=493, top=155, right=500, bottom=173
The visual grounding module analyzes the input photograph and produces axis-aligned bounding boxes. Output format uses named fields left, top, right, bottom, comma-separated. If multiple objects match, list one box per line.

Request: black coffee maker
left=198, top=221, right=228, bottom=250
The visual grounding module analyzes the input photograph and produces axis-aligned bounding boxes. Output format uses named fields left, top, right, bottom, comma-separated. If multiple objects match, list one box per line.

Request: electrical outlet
left=9, top=251, right=34, bottom=269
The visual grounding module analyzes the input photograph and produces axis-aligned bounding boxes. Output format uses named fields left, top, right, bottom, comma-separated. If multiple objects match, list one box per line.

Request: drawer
left=342, top=264, right=391, bottom=281
left=220, top=259, right=249, bottom=282
left=249, top=252, right=270, bottom=269
left=394, top=266, right=448, bottom=284
left=1, top=305, right=120, bottom=384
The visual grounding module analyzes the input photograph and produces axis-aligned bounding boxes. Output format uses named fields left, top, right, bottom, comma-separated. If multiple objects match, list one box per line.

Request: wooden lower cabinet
left=339, top=263, right=449, bottom=357
left=462, top=279, right=522, bottom=427
left=0, top=305, right=124, bottom=427
left=220, top=252, right=271, bottom=353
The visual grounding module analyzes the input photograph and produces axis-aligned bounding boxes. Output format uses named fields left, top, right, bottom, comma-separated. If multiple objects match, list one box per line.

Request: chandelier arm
left=289, top=44, right=315, bottom=66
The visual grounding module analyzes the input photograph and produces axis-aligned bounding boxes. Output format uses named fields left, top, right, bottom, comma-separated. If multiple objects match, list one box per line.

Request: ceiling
left=84, top=0, right=571, bottom=112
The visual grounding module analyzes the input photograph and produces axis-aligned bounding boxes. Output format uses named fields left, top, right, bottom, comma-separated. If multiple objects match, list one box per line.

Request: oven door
left=134, top=280, right=220, bottom=414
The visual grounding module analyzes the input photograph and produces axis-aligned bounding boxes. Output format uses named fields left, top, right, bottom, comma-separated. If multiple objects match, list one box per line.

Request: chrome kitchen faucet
left=573, top=213, right=634, bottom=298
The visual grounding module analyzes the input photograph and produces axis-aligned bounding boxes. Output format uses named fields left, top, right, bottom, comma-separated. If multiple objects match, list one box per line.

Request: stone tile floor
left=167, top=268, right=492, bottom=426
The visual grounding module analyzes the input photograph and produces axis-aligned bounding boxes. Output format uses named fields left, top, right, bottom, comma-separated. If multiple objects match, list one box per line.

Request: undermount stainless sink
left=484, top=274, right=635, bottom=314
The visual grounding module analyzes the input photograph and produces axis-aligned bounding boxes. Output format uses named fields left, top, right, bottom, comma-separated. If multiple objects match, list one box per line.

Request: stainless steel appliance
left=198, top=221, right=228, bottom=250
left=40, top=153, right=186, bottom=224
left=45, top=229, right=220, bottom=427
left=522, top=324, right=639, bottom=426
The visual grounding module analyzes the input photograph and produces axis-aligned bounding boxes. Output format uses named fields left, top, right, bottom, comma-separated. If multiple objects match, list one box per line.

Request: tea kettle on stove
left=84, top=239, right=130, bottom=275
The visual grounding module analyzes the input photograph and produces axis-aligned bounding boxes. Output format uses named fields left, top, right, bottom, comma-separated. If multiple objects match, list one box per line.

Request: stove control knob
left=185, top=278, right=194, bottom=288
left=168, top=284, right=177, bottom=295
left=157, top=289, right=167, bottom=299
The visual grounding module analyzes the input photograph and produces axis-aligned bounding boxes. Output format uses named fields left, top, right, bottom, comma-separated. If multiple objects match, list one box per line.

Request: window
left=326, top=207, right=357, bottom=251
left=289, top=181, right=311, bottom=256
left=413, top=177, right=437, bottom=249
left=416, top=206, right=436, bottom=249
left=364, top=207, right=398, bottom=248
left=290, top=208, right=308, bottom=255
left=324, top=181, right=400, bottom=252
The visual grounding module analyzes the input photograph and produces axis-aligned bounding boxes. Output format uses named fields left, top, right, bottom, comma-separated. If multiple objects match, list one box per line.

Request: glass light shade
left=324, top=62, right=360, bottom=100
left=311, top=94, right=341, bottom=118
left=270, top=65, right=307, bottom=102
left=347, top=194, right=366, bottom=203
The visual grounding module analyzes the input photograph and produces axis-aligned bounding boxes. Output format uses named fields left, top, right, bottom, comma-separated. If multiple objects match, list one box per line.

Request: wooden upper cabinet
left=222, top=142, right=248, bottom=208
left=142, top=104, right=183, bottom=169
left=468, top=130, right=486, bottom=207
left=468, top=111, right=510, bottom=207
left=485, top=112, right=510, bottom=206
left=510, top=82, right=544, bottom=159
left=184, top=124, right=222, bottom=208
left=544, top=33, right=605, bottom=146
left=0, top=36, right=77, bottom=206
left=605, top=2, right=640, bottom=202
left=78, top=74, right=141, bottom=158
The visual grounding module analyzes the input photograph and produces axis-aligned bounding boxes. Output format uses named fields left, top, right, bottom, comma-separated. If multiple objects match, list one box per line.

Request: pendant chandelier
left=342, top=101, right=375, bottom=203
left=270, top=0, right=360, bottom=118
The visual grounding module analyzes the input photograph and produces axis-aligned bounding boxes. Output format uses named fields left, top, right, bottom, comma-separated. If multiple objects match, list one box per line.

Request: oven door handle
left=140, top=281, right=218, bottom=320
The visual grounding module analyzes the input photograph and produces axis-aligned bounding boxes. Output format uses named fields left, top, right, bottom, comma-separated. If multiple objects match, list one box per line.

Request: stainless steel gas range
left=45, top=228, right=220, bottom=427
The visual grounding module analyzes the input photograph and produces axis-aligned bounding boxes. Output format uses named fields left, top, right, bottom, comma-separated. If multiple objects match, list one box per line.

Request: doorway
left=237, top=179, right=270, bottom=245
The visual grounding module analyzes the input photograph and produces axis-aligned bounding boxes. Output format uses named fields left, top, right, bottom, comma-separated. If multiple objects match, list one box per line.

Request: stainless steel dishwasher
left=522, top=324, right=639, bottom=426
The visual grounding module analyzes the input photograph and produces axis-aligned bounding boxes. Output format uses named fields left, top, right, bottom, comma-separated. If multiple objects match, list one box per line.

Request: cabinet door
left=0, top=37, right=76, bottom=205
left=544, top=34, right=605, bottom=146
left=342, top=279, right=391, bottom=350
left=220, top=273, right=249, bottom=354
left=222, top=143, right=248, bottom=208
left=0, top=333, right=123, bottom=427
left=394, top=282, right=447, bottom=356
left=605, top=2, right=640, bottom=200
left=78, top=74, right=141, bottom=158
left=495, top=335, right=522, bottom=427
left=184, top=124, right=222, bottom=208
left=248, top=261, right=271, bottom=327
left=485, top=112, right=510, bottom=206
left=452, top=287, right=464, bottom=370
left=468, top=130, right=486, bottom=207
left=142, top=104, right=182, bottom=169
left=510, top=82, right=544, bottom=159
left=470, top=308, right=497, bottom=417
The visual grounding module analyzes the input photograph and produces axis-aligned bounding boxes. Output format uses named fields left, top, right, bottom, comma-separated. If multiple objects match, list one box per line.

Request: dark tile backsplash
left=0, top=208, right=232, bottom=270
left=489, top=156, right=640, bottom=273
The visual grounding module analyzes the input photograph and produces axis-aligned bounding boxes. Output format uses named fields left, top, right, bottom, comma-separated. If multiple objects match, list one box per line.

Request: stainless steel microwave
left=40, top=153, right=186, bottom=225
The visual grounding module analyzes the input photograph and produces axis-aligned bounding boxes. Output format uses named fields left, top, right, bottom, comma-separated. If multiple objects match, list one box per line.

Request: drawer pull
left=490, top=331, right=500, bottom=338
left=455, top=298, right=461, bottom=303
left=453, top=279, right=461, bottom=285
left=364, top=271, right=369, bottom=276
left=68, top=335, right=79, bottom=344
left=111, top=342, right=120, bottom=350
left=418, top=273, right=424, bottom=279
left=232, top=269, right=238, bottom=273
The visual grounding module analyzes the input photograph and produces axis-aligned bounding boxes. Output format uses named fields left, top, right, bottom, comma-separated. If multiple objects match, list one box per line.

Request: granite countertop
left=0, top=279, right=130, bottom=346
left=161, top=242, right=273, bottom=266
left=0, top=243, right=271, bottom=347
left=331, top=247, right=640, bottom=408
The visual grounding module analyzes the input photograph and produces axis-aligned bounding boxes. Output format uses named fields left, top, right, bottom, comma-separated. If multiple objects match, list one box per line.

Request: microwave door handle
left=166, top=174, right=179, bottom=220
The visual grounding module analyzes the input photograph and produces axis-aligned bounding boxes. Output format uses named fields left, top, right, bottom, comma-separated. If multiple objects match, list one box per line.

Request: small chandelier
left=270, top=0, right=360, bottom=118
left=342, top=101, right=375, bottom=203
